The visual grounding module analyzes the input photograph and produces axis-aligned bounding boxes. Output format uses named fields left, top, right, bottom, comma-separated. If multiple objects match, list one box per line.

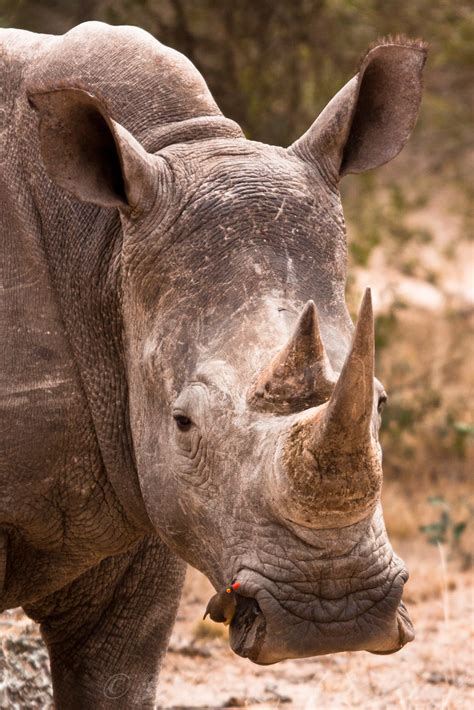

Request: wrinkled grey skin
left=0, top=22, right=427, bottom=709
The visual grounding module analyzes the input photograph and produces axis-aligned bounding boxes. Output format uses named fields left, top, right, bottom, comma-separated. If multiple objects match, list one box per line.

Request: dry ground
left=1, top=539, right=473, bottom=710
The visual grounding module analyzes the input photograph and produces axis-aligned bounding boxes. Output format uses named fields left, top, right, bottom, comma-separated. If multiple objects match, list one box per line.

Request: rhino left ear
left=288, top=38, right=428, bottom=179
left=28, top=88, right=157, bottom=212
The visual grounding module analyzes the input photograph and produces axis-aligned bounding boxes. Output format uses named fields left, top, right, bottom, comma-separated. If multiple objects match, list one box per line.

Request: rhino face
left=117, top=139, right=412, bottom=661
left=131, top=289, right=412, bottom=664
left=151, top=369, right=412, bottom=665
left=30, top=36, right=426, bottom=663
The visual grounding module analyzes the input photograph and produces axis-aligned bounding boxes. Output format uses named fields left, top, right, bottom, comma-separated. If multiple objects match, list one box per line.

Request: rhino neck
left=26, top=191, right=151, bottom=532
left=18, top=118, right=151, bottom=532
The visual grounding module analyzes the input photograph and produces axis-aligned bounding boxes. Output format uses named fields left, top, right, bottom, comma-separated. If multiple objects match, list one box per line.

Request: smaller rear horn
left=247, top=300, right=335, bottom=413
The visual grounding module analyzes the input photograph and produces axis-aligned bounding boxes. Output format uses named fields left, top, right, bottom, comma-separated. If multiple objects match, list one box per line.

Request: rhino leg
left=24, top=535, right=186, bottom=710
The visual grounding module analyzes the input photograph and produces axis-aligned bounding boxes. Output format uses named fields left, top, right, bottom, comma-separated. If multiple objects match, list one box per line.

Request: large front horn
left=279, top=289, right=382, bottom=528
left=323, top=287, right=374, bottom=445
left=248, top=300, right=335, bottom=413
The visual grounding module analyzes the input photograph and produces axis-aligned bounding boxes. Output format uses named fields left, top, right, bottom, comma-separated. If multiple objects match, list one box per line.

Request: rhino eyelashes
left=173, top=413, right=193, bottom=431
left=247, top=299, right=336, bottom=414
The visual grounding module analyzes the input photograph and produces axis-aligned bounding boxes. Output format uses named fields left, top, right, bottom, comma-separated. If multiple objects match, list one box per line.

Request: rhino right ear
left=288, top=38, right=427, bottom=181
left=28, top=88, right=157, bottom=212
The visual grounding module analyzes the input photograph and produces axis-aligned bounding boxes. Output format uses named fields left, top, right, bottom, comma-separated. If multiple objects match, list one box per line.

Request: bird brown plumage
left=203, top=582, right=240, bottom=626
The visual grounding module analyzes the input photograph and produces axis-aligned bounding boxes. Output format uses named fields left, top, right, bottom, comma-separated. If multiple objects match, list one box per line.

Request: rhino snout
left=227, top=554, right=414, bottom=665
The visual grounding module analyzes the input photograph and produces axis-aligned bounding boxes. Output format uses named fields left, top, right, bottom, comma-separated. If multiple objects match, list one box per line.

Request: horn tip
left=298, top=299, right=317, bottom=329
left=351, top=286, right=375, bottom=356
left=303, top=299, right=316, bottom=313
left=360, top=287, right=373, bottom=316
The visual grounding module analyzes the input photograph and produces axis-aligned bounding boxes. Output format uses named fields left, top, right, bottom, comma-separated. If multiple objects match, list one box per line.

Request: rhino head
left=30, top=35, right=426, bottom=664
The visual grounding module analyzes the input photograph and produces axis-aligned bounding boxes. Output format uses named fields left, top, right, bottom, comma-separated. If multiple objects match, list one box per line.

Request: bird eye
left=377, top=392, right=388, bottom=414
left=173, top=414, right=192, bottom=432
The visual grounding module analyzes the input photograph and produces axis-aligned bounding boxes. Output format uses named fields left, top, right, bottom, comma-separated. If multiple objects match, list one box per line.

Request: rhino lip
left=227, top=563, right=413, bottom=662
left=397, top=599, right=415, bottom=642
left=369, top=600, right=415, bottom=655
left=229, top=596, right=267, bottom=663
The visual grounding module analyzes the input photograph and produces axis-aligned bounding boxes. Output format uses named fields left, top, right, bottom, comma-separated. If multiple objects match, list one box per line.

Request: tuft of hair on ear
left=357, top=35, right=429, bottom=72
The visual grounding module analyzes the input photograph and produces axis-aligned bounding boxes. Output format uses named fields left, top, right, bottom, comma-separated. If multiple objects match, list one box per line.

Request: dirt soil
left=1, top=541, right=472, bottom=710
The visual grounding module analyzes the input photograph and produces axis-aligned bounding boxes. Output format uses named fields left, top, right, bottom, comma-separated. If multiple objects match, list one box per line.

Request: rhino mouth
left=228, top=568, right=414, bottom=664
left=229, top=596, right=267, bottom=662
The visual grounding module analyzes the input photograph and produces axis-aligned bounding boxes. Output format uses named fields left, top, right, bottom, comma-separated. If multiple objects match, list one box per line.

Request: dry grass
left=192, top=619, right=228, bottom=641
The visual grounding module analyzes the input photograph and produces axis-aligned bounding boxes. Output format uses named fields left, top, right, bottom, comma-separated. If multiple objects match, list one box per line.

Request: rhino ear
left=288, top=38, right=428, bottom=179
left=28, top=88, right=156, bottom=211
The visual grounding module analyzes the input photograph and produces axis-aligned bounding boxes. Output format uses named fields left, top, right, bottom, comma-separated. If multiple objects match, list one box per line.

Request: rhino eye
left=173, top=414, right=192, bottom=432
left=377, top=392, right=388, bottom=414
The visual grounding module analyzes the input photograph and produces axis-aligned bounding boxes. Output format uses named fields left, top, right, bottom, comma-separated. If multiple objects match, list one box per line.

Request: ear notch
left=289, top=37, right=428, bottom=180
left=28, top=88, right=156, bottom=210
